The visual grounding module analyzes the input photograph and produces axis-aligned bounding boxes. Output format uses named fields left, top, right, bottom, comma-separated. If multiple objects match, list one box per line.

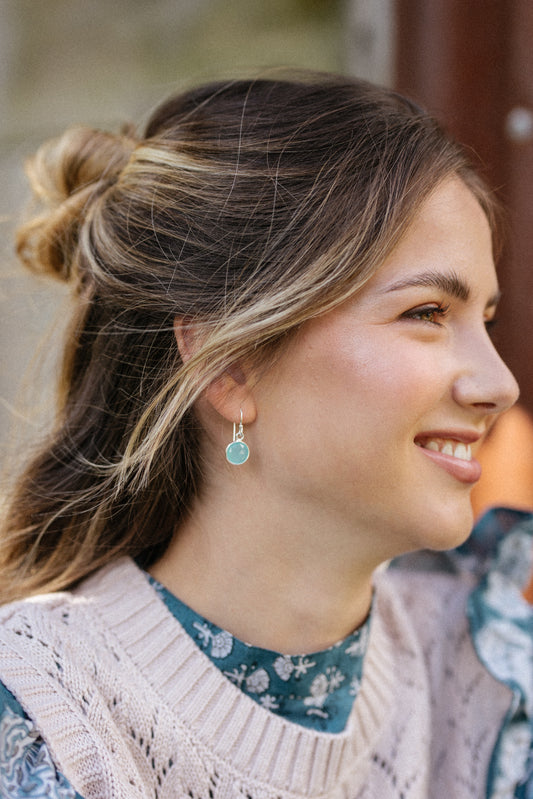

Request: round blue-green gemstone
left=225, top=441, right=250, bottom=465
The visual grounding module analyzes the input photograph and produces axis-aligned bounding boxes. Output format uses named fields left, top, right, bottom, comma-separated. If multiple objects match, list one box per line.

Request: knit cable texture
left=0, top=558, right=512, bottom=798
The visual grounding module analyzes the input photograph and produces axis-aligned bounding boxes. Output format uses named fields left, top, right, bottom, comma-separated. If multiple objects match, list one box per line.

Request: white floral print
left=193, top=622, right=234, bottom=658
left=476, top=619, right=533, bottom=697
left=304, top=674, right=330, bottom=709
left=210, top=631, right=234, bottom=659
left=345, top=623, right=369, bottom=657
left=490, top=721, right=532, bottom=797
left=483, top=572, right=532, bottom=622
left=224, top=665, right=247, bottom=688
left=466, top=512, right=533, bottom=798
left=259, top=694, right=280, bottom=711
left=293, top=656, right=317, bottom=678
left=496, top=530, right=533, bottom=589
left=0, top=706, right=76, bottom=799
left=304, top=667, right=346, bottom=714
left=273, top=655, right=316, bottom=681
left=245, top=668, right=270, bottom=694
left=273, top=655, right=294, bottom=681
left=225, top=666, right=270, bottom=695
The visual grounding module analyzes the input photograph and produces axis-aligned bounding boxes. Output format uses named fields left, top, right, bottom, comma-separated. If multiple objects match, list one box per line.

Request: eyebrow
left=383, top=269, right=501, bottom=307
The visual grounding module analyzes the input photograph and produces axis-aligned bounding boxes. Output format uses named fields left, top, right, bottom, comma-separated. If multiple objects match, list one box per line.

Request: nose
left=452, top=329, right=520, bottom=414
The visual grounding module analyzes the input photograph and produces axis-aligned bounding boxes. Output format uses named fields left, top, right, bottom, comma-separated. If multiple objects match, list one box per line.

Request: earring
left=225, top=409, right=250, bottom=465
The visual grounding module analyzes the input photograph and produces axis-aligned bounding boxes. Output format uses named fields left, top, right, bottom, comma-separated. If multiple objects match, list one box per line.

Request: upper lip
left=414, top=430, right=483, bottom=446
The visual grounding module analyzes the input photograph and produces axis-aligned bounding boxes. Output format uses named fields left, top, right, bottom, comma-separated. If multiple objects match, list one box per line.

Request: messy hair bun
left=16, top=126, right=136, bottom=282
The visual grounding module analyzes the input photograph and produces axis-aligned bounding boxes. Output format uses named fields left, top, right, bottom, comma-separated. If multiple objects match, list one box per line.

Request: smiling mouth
left=416, top=438, right=473, bottom=461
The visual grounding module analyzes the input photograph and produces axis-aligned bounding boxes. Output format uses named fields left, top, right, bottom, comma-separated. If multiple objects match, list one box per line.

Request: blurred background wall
left=0, top=0, right=393, bottom=461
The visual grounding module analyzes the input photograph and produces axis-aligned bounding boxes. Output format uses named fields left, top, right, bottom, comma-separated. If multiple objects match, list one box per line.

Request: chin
left=403, top=498, right=475, bottom=554
left=428, top=505, right=475, bottom=552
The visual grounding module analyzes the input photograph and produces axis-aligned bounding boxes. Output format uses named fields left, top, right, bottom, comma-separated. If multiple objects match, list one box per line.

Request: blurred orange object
left=471, top=404, right=533, bottom=602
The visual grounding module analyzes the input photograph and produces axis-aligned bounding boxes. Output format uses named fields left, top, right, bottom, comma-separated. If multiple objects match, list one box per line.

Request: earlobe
left=204, top=375, right=257, bottom=426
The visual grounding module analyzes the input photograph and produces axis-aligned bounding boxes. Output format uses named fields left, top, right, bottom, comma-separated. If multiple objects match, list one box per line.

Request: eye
left=484, top=315, right=498, bottom=338
left=402, top=303, right=450, bottom=325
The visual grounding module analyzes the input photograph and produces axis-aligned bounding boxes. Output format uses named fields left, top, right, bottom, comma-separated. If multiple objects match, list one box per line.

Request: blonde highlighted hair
left=1, top=72, right=496, bottom=601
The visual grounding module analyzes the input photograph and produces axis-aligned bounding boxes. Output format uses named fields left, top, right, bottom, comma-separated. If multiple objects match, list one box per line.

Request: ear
left=173, top=317, right=202, bottom=364
left=174, top=318, right=257, bottom=426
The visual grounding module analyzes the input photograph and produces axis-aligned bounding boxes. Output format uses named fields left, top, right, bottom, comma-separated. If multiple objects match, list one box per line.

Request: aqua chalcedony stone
left=225, top=440, right=250, bottom=465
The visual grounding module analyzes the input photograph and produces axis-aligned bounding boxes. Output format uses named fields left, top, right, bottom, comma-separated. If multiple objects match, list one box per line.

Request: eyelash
left=485, top=317, right=498, bottom=336
left=403, top=304, right=499, bottom=334
left=403, top=303, right=450, bottom=325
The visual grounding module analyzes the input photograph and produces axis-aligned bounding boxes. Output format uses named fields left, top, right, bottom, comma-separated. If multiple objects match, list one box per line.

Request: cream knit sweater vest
left=0, top=558, right=511, bottom=799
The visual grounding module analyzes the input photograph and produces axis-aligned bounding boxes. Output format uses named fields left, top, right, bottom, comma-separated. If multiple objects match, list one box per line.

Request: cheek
left=256, top=325, right=448, bottom=472
left=321, top=334, right=433, bottom=415
left=312, top=338, right=452, bottom=473
left=275, top=338, right=416, bottom=456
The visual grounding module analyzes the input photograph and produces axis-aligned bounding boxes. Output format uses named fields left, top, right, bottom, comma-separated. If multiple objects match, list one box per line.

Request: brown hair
left=0, top=71, right=495, bottom=601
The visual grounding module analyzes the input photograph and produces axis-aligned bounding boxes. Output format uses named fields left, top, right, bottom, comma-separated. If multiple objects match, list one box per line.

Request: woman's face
left=250, top=178, right=519, bottom=557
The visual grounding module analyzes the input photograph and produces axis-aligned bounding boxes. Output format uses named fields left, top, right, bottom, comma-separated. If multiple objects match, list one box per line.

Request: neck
left=150, top=482, right=379, bottom=654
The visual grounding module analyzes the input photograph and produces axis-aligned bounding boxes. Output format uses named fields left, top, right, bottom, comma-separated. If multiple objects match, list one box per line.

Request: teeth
left=420, top=438, right=472, bottom=461
left=454, top=443, right=470, bottom=461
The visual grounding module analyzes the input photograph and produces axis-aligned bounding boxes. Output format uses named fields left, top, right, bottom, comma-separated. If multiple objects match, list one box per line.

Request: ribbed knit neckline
left=80, top=557, right=397, bottom=796
left=146, top=572, right=372, bottom=733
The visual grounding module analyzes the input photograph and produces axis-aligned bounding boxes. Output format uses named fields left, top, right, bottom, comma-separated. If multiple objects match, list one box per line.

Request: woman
left=0, top=72, right=531, bottom=798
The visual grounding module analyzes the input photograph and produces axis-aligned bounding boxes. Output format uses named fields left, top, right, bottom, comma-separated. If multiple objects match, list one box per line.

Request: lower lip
left=416, top=445, right=482, bottom=484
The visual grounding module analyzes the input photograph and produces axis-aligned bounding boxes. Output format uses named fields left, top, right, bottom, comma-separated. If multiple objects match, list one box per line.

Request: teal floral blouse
left=1, top=507, right=532, bottom=798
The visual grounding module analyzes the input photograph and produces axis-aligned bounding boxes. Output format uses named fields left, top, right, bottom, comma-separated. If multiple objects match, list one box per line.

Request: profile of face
left=240, top=178, right=519, bottom=560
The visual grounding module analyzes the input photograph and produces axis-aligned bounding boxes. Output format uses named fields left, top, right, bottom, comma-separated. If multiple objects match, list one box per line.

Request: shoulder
left=373, top=563, right=476, bottom=687
left=374, top=510, right=533, bottom=797
left=0, top=590, right=80, bottom=643
left=376, top=507, right=533, bottom=665
left=0, top=559, right=146, bottom=729
left=373, top=507, right=533, bottom=702
left=0, top=556, right=143, bottom=636
left=0, top=558, right=156, bottom=798
left=0, top=579, right=101, bottom=699
left=0, top=586, right=85, bottom=686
